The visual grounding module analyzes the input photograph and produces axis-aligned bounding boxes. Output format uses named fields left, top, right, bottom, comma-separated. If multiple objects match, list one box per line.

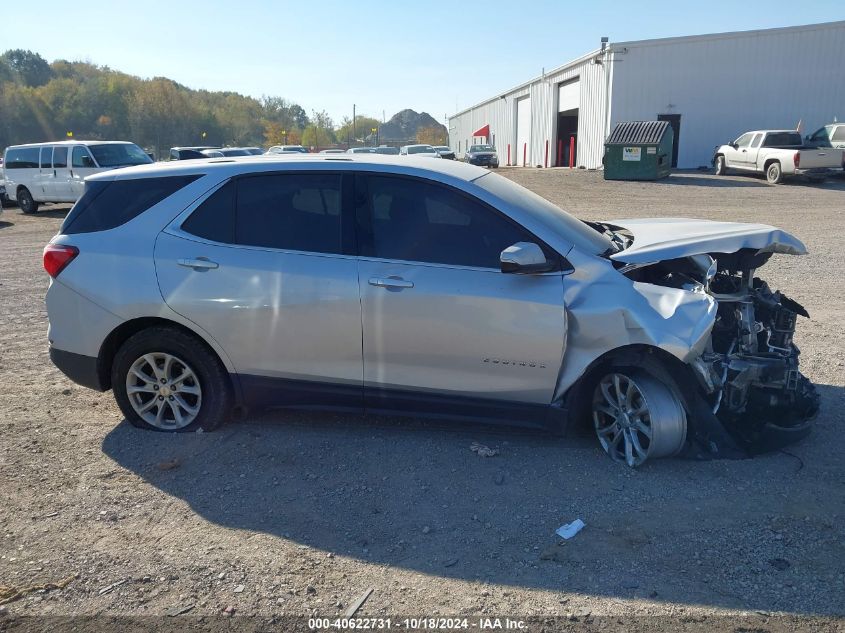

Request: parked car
left=266, top=145, right=309, bottom=154
left=374, top=146, right=400, bottom=155
left=43, top=155, right=817, bottom=466
left=243, top=147, right=265, bottom=155
left=169, top=147, right=219, bottom=161
left=319, top=149, right=346, bottom=154
left=201, top=147, right=255, bottom=158
left=3, top=141, right=153, bottom=213
left=712, top=130, right=844, bottom=184
left=347, top=147, right=377, bottom=154
left=464, top=144, right=499, bottom=168
left=804, top=123, right=845, bottom=149
left=400, top=144, right=441, bottom=157
left=433, top=145, right=456, bottom=160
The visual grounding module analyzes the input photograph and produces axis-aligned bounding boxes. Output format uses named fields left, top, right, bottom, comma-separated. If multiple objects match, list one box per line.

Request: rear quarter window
left=5, top=147, right=40, bottom=169
left=61, top=175, right=200, bottom=235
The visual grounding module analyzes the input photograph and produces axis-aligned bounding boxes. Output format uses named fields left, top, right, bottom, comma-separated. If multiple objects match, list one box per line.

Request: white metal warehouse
left=448, top=21, right=845, bottom=170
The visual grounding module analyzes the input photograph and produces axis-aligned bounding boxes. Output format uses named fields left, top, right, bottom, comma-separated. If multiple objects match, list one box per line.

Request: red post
left=557, top=139, right=563, bottom=167
left=523, top=143, right=527, bottom=167
left=544, top=140, right=549, bottom=168
left=507, top=144, right=511, bottom=166
left=569, top=136, right=575, bottom=169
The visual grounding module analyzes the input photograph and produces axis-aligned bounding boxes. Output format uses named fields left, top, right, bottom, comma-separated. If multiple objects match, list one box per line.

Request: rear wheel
left=592, top=370, right=687, bottom=467
left=17, top=188, right=39, bottom=214
left=766, top=161, right=783, bottom=184
left=714, top=155, right=727, bottom=175
left=112, top=327, right=232, bottom=432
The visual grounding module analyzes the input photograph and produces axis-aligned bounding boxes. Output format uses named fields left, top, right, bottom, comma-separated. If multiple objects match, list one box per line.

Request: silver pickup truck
left=713, top=129, right=844, bottom=184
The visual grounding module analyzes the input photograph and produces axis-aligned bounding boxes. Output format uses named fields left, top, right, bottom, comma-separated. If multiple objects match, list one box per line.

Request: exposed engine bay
left=595, top=222, right=819, bottom=455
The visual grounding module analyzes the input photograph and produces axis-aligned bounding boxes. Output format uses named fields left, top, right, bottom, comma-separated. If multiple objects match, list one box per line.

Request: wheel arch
left=96, top=316, right=242, bottom=403
left=559, top=344, right=695, bottom=435
left=763, top=157, right=781, bottom=171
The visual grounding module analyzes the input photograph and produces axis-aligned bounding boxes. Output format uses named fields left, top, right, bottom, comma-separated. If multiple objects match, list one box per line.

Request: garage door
left=516, top=97, right=531, bottom=166
left=558, top=78, right=580, bottom=112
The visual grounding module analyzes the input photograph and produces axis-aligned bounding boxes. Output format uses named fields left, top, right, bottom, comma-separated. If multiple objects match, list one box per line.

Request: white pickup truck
left=713, top=129, right=844, bottom=184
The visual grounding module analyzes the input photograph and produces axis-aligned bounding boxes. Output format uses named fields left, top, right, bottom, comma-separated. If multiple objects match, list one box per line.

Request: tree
left=417, top=125, right=447, bottom=146
left=335, top=115, right=381, bottom=145
left=302, top=110, right=336, bottom=148
left=1, top=49, right=53, bottom=87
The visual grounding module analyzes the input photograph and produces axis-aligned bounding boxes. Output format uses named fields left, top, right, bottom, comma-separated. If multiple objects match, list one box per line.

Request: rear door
left=155, top=171, right=363, bottom=408
left=355, top=173, right=566, bottom=422
left=37, top=146, right=54, bottom=199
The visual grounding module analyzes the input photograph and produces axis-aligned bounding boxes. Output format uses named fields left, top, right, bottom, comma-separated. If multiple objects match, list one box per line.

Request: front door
left=50, top=146, right=74, bottom=200
left=657, top=114, right=681, bottom=167
left=155, top=171, right=363, bottom=408
left=355, top=174, right=566, bottom=423
left=37, top=146, right=54, bottom=200
left=69, top=145, right=99, bottom=199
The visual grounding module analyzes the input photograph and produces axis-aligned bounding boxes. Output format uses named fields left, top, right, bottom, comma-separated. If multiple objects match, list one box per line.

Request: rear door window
left=832, top=126, right=845, bottom=142
left=61, top=175, right=200, bottom=234
left=53, top=146, right=68, bottom=168
left=235, top=173, right=343, bottom=254
left=40, top=146, right=53, bottom=169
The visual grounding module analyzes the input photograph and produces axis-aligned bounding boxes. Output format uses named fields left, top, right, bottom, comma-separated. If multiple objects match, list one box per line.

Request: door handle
left=178, top=258, right=219, bottom=270
left=368, top=277, right=413, bottom=289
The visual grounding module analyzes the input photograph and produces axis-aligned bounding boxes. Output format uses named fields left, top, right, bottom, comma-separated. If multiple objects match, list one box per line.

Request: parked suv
left=3, top=141, right=152, bottom=213
left=45, top=156, right=817, bottom=466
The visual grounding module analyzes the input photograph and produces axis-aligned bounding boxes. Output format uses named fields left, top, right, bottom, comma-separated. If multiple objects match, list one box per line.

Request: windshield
left=375, top=147, right=399, bottom=155
left=763, top=132, right=802, bottom=147
left=220, top=149, right=252, bottom=156
left=475, top=172, right=614, bottom=256
left=245, top=148, right=264, bottom=155
left=89, top=143, right=153, bottom=167
left=470, top=145, right=495, bottom=152
left=408, top=145, right=435, bottom=154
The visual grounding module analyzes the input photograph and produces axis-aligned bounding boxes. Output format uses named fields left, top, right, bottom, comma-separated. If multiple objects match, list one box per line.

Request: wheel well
left=764, top=158, right=780, bottom=171
left=561, top=344, right=695, bottom=435
left=16, top=185, right=29, bottom=196
left=96, top=317, right=233, bottom=394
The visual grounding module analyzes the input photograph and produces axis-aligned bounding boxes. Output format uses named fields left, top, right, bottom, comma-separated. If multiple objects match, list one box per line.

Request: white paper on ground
left=555, top=519, right=586, bottom=539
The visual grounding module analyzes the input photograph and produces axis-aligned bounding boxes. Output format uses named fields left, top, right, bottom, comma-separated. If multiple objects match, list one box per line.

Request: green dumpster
left=603, top=120, right=674, bottom=181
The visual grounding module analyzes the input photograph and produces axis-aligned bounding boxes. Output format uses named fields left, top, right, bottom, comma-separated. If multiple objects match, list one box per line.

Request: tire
left=111, top=326, right=233, bottom=432
left=591, top=368, right=687, bottom=467
left=714, top=155, right=727, bottom=176
left=17, top=188, right=39, bottom=214
left=766, top=161, right=783, bottom=185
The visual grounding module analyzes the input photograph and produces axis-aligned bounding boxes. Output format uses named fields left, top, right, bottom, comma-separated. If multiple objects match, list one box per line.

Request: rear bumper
left=794, top=167, right=836, bottom=177
left=50, top=346, right=106, bottom=391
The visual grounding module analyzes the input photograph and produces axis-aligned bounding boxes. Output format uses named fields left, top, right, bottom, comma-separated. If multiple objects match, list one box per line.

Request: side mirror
left=500, top=242, right=554, bottom=274
left=730, top=142, right=738, bottom=150
left=81, top=156, right=95, bottom=168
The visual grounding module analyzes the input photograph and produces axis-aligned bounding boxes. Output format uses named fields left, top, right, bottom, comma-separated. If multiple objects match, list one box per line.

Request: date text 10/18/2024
left=308, top=617, right=528, bottom=630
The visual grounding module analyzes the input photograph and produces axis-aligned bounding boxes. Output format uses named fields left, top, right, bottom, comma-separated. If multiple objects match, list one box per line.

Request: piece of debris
left=344, top=587, right=373, bottom=618
left=1, top=576, right=76, bottom=606
left=223, top=605, right=236, bottom=616
left=38, top=512, right=60, bottom=519
left=157, top=459, right=181, bottom=471
left=443, top=558, right=459, bottom=568
left=61, top=389, right=71, bottom=396
left=422, top=526, right=432, bottom=535
left=555, top=519, right=586, bottom=540
left=769, top=558, right=791, bottom=571
left=470, top=442, right=499, bottom=457
left=233, top=584, right=245, bottom=593
left=306, top=585, right=317, bottom=595
left=166, top=604, right=194, bottom=617
left=98, top=579, right=128, bottom=596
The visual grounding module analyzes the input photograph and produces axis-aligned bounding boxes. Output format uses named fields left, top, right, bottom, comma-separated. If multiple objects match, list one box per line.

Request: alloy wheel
left=125, top=352, right=202, bottom=430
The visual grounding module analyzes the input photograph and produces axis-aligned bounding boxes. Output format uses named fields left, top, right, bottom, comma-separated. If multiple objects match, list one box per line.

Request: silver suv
left=45, top=156, right=817, bottom=466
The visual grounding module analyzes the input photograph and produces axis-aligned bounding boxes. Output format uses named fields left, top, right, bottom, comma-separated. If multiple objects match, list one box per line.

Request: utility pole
left=352, top=104, right=356, bottom=144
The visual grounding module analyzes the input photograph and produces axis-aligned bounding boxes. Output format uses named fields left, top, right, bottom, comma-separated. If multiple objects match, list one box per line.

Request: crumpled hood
left=605, top=217, right=807, bottom=264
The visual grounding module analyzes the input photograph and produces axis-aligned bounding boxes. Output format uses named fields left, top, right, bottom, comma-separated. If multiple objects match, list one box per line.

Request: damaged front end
left=602, top=220, right=819, bottom=455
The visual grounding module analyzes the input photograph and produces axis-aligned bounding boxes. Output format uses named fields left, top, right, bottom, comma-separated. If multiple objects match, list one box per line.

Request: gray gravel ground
left=0, top=169, right=843, bottom=631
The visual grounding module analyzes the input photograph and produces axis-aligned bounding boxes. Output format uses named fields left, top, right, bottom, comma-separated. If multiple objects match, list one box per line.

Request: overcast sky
left=4, top=0, right=842, bottom=125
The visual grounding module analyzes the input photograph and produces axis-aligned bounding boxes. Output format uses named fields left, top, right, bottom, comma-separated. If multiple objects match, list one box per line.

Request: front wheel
left=766, top=161, right=783, bottom=184
left=714, top=155, right=727, bottom=175
left=17, top=188, right=39, bottom=214
left=592, top=370, right=687, bottom=467
left=112, top=327, right=233, bottom=432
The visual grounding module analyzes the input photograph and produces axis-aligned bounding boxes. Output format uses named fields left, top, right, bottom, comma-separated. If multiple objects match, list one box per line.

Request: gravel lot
left=1, top=169, right=843, bottom=631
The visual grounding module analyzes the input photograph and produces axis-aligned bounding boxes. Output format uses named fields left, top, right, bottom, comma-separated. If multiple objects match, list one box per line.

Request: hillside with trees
left=0, top=50, right=448, bottom=155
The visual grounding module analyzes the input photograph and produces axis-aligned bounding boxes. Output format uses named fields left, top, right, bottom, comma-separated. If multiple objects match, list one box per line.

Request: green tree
left=335, top=115, right=380, bottom=145
left=1, top=49, right=53, bottom=87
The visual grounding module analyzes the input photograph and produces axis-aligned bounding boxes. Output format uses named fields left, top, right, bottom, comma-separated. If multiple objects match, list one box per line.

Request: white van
left=2, top=141, right=152, bottom=213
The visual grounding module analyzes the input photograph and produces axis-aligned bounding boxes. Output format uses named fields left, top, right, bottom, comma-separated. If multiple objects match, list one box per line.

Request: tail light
left=43, top=244, right=79, bottom=278
left=793, top=152, right=800, bottom=168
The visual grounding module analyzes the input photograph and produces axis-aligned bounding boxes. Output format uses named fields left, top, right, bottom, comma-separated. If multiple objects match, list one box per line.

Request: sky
left=3, top=0, right=843, bottom=126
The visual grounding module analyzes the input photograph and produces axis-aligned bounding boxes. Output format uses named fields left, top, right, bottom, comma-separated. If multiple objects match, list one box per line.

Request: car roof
left=87, top=154, right=491, bottom=183
left=7, top=140, right=136, bottom=148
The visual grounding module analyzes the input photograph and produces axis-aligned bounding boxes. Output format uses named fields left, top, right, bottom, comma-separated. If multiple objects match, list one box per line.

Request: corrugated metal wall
left=448, top=50, right=610, bottom=169
left=610, top=21, right=845, bottom=168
